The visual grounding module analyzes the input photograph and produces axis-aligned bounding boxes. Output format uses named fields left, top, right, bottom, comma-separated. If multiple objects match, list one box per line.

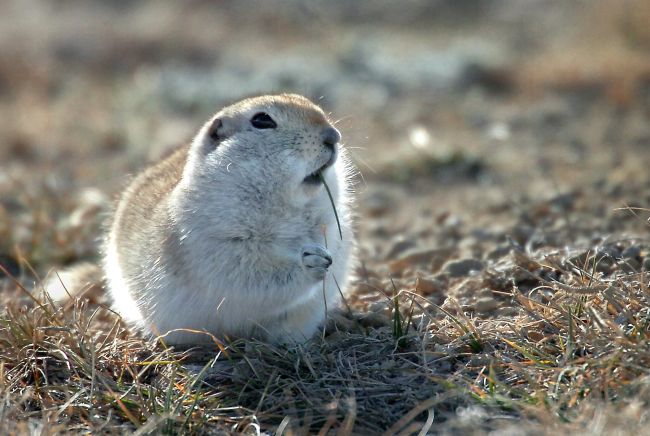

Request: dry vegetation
left=3, top=227, right=650, bottom=434
left=2, top=0, right=650, bottom=434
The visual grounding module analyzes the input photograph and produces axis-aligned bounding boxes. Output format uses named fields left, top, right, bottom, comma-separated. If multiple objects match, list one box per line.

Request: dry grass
left=2, top=234, right=650, bottom=434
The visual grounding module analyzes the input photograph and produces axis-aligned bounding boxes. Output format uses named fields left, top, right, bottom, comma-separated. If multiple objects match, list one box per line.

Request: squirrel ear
left=207, top=117, right=224, bottom=144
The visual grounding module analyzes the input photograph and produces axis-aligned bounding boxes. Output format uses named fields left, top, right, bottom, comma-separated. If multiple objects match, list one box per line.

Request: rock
left=384, top=238, right=416, bottom=260
left=496, top=307, right=519, bottom=317
left=549, top=191, right=577, bottom=211
left=475, top=296, right=498, bottom=313
left=509, top=224, right=535, bottom=245
left=620, top=258, right=641, bottom=273
left=368, top=222, right=390, bottom=238
left=598, top=243, right=624, bottom=260
left=0, top=254, right=20, bottom=278
left=486, top=122, right=511, bottom=141
left=443, top=258, right=484, bottom=277
left=388, top=248, right=455, bottom=275
left=356, top=312, right=391, bottom=328
left=470, top=228, right=495, bottom=242
left=415, top=276, right=445, bottom=295
left=595, top=258, right=614, bottom=274
left=622, top=245, right=641, bottom=260
left=487, top=245, right=511, bottom=260
left=369, top=301, right=389, bottom=314
left=364, top=190, right=393, bottom=217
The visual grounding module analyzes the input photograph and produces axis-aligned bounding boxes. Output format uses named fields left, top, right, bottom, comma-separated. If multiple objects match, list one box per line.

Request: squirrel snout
left=321, top=127, right=340, bottom=151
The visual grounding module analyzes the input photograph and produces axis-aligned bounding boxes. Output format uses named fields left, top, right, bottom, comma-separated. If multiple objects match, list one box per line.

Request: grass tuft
left=3, top=238, right=650, bottom=433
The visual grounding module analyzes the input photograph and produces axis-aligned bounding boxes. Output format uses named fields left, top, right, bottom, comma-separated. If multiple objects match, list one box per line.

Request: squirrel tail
left=42, top=262, right=104, bottom=303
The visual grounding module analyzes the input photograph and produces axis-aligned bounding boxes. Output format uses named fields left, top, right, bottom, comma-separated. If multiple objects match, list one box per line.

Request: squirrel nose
left=321, top=126, right=340, bottom=151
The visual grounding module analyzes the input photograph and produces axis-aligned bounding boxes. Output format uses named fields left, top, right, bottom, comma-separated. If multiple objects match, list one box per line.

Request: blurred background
left=0, top=0, right=649, bottom=285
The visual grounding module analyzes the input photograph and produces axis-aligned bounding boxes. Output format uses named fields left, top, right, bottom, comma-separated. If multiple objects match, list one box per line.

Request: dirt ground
left=1, top=1, right=650, bottom=434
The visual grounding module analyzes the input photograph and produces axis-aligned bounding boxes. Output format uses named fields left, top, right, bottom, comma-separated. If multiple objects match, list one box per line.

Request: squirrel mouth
left=303, top=154, right=336, bottom=185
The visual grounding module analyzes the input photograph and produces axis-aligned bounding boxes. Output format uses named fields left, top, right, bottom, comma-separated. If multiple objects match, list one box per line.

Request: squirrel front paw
left=301, top=244, right=333, bottom=281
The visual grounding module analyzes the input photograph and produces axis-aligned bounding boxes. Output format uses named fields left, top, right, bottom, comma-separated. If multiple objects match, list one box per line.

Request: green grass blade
left=319, top=173, right=343, bottom=240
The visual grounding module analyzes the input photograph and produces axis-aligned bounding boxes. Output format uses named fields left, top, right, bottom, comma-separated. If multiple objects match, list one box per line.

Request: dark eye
left=250, top=112, right=277, bottom=129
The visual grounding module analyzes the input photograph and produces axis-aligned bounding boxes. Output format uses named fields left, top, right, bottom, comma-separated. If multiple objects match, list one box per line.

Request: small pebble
left=369, top=301, right=389, bottom=313
left=385, top=239, right=416, bottom=260
left=487, top=245, right=511, bottom=260
left=364, top=190, right=393, bottom=217
left=620, top=258, right=641, bottom=273
left=444, top=258, right=484, bottom=277
left=415, top=276, right=445, bottom=295
left=356, top=312, right=391, bottom=328
left=388, top=248, right=455, bottom=274
left=0, top=254, right=20, bottom=278
left=622, top=245, right=641, bottom=260
left=475, top=296, right=498, bottom=313
left=496, top=307, right=520, bottom=317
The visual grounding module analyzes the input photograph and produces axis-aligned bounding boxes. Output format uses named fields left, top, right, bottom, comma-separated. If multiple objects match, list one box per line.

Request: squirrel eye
left=250, top=112, right=277, bottom=129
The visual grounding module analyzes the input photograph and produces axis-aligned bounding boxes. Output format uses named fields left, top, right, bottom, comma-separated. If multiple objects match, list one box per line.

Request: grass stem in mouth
left=319, top=173, right=343, bottom=240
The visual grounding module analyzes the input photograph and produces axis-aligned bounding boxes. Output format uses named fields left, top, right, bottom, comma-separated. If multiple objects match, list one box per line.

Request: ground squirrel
left=103, top=94, right=354, bottom=345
